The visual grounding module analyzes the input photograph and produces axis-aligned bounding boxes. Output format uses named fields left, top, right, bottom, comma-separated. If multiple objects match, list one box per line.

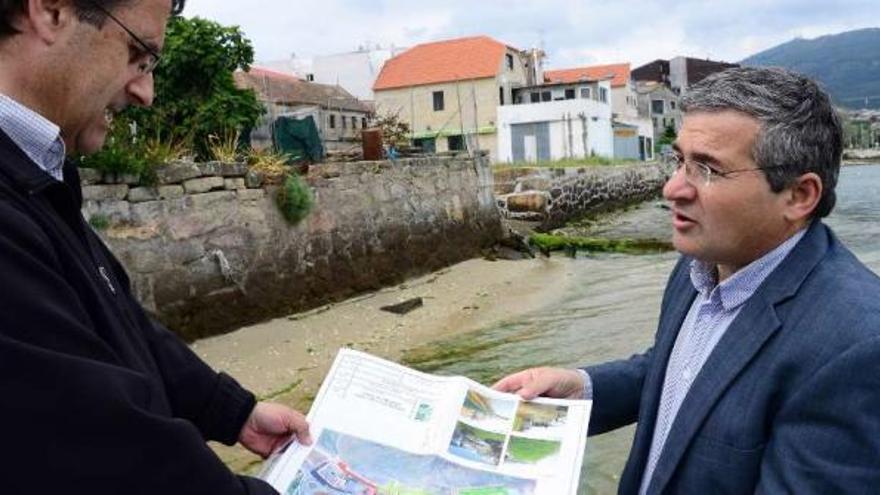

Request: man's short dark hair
left=0, top=0, right=185, bottom=38
left=681, top=66, right=843, bottom=218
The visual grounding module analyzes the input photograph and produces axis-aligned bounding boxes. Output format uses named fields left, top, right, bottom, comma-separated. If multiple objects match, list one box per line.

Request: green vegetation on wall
left=79, top=16, right=263, bottom=176
left=276, top=173, right=314, bottom=225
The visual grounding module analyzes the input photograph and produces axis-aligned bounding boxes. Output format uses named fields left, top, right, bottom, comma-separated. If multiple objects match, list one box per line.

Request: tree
left=82, top=16, right=263, bottom=173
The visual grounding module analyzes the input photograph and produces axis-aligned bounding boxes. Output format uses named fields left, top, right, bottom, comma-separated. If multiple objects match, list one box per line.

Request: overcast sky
left=184, top=0, right=877, bottom=70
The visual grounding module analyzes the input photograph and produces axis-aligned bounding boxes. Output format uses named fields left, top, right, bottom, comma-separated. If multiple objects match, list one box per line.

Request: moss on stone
left=529, top=233, right=673, bottom=255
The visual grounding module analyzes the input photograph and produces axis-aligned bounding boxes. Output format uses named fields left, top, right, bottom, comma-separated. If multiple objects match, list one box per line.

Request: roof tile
left=373, top=36, right=510, bottom=91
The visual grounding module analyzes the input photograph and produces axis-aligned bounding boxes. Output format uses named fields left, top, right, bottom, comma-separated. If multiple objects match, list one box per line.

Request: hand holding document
left=262, top=349, right=592, bottom=494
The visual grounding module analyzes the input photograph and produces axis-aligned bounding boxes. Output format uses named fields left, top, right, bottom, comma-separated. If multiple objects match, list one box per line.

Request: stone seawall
left=494, top=164, right=668, bottom=231
left=82, top=156, right=502, bottom=341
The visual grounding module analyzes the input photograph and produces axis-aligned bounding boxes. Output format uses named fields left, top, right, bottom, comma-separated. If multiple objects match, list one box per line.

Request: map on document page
left=261, top=348, right=592, bottom=495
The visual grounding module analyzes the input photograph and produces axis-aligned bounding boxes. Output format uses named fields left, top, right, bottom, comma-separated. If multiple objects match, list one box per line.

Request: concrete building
left=234, top=67, right=372, bottom=152
left=312, top=46, right=408, bottom=102
left=636, top=80, right=682, bottom=145
left=545, top=63, right=654, bottom=160
left=497, top=80, right=613, bottom=162
left=373, top=36, right=543, bottom=161
left=632, top=56, right=739, bottom=95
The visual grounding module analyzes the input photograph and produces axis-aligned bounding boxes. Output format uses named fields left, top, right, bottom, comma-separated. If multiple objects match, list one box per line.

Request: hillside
left=741, top=28, right=880, bottom=109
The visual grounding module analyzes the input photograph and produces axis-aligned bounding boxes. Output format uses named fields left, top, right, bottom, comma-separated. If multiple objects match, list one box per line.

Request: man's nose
left=662, top=166, right=696, bottom=202
left=127, top=72, right=155, bottom=107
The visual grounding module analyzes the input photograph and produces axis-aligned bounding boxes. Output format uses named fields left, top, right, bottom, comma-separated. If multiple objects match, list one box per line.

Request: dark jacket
left=585, top=221, right=880, bottom=494
left=0, top=130, right=277, bottom=494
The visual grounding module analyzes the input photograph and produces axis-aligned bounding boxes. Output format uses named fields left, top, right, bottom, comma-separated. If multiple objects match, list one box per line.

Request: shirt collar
left=0, top=93, right=66, bottom=181
left=689, top=227, right=809, bottom=310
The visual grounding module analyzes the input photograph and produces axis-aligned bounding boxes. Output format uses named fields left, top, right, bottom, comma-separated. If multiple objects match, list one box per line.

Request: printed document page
left=262, top=348, right=591, bottom=495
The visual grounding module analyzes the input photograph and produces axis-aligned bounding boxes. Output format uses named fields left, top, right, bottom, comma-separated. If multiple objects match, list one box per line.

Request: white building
left=545, top=63, right=653, bottom=161
left=313, top=46, right=407, bottom=102
left=497, top=80, right=614, bottom=162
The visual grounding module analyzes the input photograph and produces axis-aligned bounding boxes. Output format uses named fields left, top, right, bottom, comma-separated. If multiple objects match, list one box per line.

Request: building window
left=329, top=114, right=336, bottom=129
left=599, top=87, right=608, bottom=103
left=351, top=117, right=357, bottom=129
left=652, top=99, right=664, bottom=115
left=448, top=134, right=465, bottom=151
left=580, top=87, right=591, bottom=99
left=499, top=86, right=505, bottom=105
left=342, top=116, right=347, bottom=129
left=670, top=100, right=676, bottom=110
left=565, top=88, right=576, bottom=100
left=433, top=91, right=445, bottom=111
left=506, top=53, right=514, bottom=71
left=362, top=117, right=367, bottom=128
left=541, top=91, right=552, bottom=102
left=530, top=92, right=541, bottom=103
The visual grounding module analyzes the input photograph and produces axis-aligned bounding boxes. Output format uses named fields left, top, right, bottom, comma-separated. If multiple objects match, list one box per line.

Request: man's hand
left=492, top=367, right=585, bottom=400
left=238, top=402, right=312, bottom=458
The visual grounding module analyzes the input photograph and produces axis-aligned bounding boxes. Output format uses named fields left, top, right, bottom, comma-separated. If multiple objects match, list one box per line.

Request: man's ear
left=25, top=0, right=77, bottom=44
left=783, top=172, right=823, bottom=223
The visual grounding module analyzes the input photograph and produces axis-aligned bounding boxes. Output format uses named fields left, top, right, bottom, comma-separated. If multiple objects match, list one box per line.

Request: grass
left=88, top=214, right=111, bottom=231
left=208, top=129, right=241, bottom=162
left=529, top=233, right=673, bottom=255
left=505, top=436, right=561, bottom=464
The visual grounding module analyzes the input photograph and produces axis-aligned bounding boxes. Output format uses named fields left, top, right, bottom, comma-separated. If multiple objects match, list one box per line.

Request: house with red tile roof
left=234, top=66, right=372, bottom=152
left=545, top=63, right=655, bottom=160
left=372, top=36, right=543, bottom=161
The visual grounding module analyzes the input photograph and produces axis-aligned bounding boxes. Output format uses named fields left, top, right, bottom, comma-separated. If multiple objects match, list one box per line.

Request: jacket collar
left=0, top=128, right=83, bottom=208
left=643, top=221, right=831, bottom=494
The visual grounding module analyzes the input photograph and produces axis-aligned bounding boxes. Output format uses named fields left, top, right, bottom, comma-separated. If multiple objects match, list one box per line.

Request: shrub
left=247, top=147, right=289, bottom=182
left=275, top=173, right=313, bottom=225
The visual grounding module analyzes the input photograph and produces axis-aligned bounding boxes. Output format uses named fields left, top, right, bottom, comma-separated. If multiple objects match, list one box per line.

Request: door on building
left=447, top=134, right=465, bottom=151
left=511, top=122, right=550, bottom=162
left=413, top=137, right=436, bottom=153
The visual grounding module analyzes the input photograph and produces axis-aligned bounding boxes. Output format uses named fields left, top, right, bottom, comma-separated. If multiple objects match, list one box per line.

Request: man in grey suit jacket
left=495, top=67, right=880, bottom=494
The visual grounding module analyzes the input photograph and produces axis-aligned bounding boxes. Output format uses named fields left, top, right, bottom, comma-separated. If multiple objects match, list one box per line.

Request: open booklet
left=261, top=348, right=592, bottom=495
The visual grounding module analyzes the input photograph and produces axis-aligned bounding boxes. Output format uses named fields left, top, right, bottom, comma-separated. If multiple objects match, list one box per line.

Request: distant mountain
left=740, top=28, right=880, bottom=110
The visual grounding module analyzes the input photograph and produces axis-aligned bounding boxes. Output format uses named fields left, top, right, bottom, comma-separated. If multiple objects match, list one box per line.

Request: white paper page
left=263, top=349, right=592, bottom=495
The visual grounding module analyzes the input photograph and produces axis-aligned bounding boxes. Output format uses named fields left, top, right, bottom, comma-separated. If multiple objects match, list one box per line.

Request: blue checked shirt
left=0, top=93, right=66, bottom=181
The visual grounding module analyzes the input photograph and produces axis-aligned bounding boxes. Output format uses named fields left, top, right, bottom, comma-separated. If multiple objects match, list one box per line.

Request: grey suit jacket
left=585, top=221, right=880, bottom=494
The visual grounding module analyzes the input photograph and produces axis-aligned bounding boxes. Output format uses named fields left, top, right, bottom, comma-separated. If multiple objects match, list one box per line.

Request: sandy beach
left=194, top=254, right=579, bottom=473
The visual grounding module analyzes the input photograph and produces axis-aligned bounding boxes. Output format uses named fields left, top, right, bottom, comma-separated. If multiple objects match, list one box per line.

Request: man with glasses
left=496, top=67, right=880, bottom=493
left=0, top=1, right=310, bottom=493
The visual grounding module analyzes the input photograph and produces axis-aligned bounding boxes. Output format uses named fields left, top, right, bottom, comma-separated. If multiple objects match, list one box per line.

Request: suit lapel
left=646, top=222, right=831, bottom=494
left=619, top=259, right=696, bottom=494
left=646, top=302, right=781, bottom=493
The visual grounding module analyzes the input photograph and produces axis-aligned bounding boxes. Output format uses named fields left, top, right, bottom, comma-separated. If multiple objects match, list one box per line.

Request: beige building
left=373, top=36, right=542, bottom=161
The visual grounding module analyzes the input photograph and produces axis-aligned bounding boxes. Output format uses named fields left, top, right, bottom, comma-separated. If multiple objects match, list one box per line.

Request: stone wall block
left=245, top=170, right=264, bottom=188
left=82, top=184, right=129, bottom=201
left=156, top=162, right=202, bottom=184
left=236, top=189, right=266, bottom=202
left=79, top=168, right=103, bottom=185
left=224, top=178, right=246, bottom=190
left=183, top=176, right=225, bottom=194
left=128, top=187, right=159, bottom=203
left=158, top=185, right=185, bottom=200
left=220, top=162, right=249, bottom=177
left=197, top=161, right=223, bottom=176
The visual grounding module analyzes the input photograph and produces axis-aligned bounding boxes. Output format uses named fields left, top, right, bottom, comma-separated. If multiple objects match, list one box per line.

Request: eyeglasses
left=661, top=153, right=783, bottom=186
left=87, top=0, right=161, bottom=74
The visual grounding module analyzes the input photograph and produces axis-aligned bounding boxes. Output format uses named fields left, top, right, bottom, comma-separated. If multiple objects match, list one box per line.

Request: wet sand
left=194, top=255, right=578, bottom=472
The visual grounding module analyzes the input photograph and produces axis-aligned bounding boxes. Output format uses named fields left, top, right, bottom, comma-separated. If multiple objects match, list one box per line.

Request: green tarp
left=272, top=115, right=324, bottom=162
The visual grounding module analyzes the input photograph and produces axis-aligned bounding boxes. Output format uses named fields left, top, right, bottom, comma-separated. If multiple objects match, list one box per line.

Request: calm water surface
left=403, top=163, right=880, bottom=494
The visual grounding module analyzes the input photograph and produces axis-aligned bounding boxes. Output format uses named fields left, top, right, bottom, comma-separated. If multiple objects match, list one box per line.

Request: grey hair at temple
left=681, top=66, right=843, bottom=218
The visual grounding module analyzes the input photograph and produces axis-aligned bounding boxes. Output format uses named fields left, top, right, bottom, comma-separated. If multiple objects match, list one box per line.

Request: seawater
left=403, top=163, right=880, bottom=495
